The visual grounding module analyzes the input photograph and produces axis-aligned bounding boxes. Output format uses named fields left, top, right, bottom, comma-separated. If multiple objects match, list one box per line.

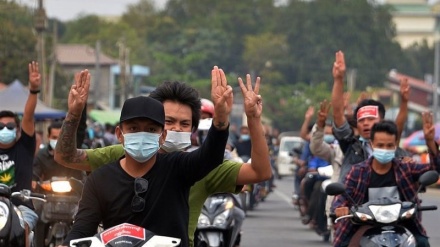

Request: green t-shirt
left=85, top=145, right=243, bottom=247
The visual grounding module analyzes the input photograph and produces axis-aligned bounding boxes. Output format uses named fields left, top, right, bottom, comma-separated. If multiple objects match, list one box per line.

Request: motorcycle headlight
left=355, top=212, right=373, bottom=221
left=225, top=199, right=234, bottom=210
left=369, top=204, right=401, bottom=223
left=213, top=209, right=230, bottom=226
left=198, top=214, right=210, bottom=227
left=50, top=180, right=72, bottom=193
left=0, top=202, right=9, bottom=230
left=401, top=208, right=415, bottom=219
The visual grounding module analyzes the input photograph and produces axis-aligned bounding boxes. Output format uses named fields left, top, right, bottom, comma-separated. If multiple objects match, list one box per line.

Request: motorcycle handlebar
left=30, top=192, right=46, bottom=199
left=417, top=205, right=437, bottom=211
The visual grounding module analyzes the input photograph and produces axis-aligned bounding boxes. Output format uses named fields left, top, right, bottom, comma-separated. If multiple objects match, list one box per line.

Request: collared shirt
left=332, top=154, right=440, bottom=247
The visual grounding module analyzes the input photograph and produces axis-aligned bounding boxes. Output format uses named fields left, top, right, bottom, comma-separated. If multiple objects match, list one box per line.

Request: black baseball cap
left=119, top=96, right=165, bottom=126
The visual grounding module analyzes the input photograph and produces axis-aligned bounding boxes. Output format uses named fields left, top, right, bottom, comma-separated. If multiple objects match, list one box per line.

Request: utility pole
left=48, top=21, right=57, bottom=108
left=94, top=40, right=101, bottom=108
left=34, top=0, right=48, bottom=104
left=433, top=3, right=440, bottom=123
left=118, top=39, right=129, bottom=105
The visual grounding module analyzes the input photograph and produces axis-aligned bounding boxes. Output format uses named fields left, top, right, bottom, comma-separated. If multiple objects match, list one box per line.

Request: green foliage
left=0, top=0, right=36, bottom=83
left=3, top=0, right=436, bottom=131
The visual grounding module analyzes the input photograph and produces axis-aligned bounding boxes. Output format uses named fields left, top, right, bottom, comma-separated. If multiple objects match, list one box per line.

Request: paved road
left=240, top=176, right=440, bottom=247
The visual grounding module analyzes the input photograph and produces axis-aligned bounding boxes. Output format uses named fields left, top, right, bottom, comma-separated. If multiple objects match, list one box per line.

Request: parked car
left=276, top=136, right=303, bottom=177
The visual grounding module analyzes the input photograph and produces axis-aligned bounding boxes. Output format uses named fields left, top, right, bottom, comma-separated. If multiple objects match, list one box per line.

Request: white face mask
left=49, top=139, right=58, bottom=149
left=161, top=131, right=192, bottom=152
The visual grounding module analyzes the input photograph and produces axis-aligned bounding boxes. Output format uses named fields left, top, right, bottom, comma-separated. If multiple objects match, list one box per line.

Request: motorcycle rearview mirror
left=411, top=171, right=440, bottom=205
left=325, top=182, right=358, bottom=208
left=418, top=170, right=439, bottom=187
left=325, top=182, right=345, bottom=196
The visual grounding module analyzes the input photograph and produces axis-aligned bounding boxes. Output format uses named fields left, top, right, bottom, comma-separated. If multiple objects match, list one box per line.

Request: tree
left=0, top=0, right=37, bottom=83
left=278, top=0, right=405, bottom=89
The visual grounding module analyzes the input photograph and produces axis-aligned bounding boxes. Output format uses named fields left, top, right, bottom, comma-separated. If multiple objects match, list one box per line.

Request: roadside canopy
left=89, top=109, right=120, bottom=125
left=0, top=80, right=66, bottom=120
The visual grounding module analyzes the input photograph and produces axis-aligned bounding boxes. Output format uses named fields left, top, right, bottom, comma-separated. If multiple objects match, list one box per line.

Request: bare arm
left=395, top=78, right=409, bottom=143
left=331, top=51, right=346, bottom=128
left=300, top=106, right=314, bottom=141
left=310, top=100, right=333, bottom=161
left=236, top=75, right=271, bottom=185
left=21, top=62, right=40, bottom=136
left=54, top=113, right=91, bottom=171
left=54, top=70, right=92, bottom=171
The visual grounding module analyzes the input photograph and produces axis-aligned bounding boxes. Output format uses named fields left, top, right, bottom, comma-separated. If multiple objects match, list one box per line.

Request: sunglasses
left=131, top=177, right=149, bottom=213
left=0, top=122, right=16, bottom=131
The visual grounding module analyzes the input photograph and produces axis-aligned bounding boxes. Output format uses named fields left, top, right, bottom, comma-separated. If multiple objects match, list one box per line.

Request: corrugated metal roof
left=56, top=44, right=117, bottom=65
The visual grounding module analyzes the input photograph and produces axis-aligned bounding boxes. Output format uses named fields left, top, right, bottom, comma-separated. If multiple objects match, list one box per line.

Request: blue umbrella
left=403, top=123, right=440, bottom=147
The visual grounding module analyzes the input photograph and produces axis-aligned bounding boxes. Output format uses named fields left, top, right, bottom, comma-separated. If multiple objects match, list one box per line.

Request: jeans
left=18, top=205, right=39, bottom=231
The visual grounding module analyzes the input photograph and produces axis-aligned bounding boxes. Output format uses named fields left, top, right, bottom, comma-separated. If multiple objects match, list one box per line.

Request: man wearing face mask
left=33, top=121, right=85, bottom=186
left=331, top=51, right=410, bottom=183
left=332, top=117, right=440, bottom=247
left=234, top=126, right=252, bottom=161
left=55, top=69, right=271, bottom=247
left=0, top=61, right=41, bottom=246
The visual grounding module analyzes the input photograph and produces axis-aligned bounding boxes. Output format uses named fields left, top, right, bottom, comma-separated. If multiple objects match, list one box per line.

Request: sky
left=16, top=0, right=440, bottom=22
left=18, top=0, right=168, bottom=21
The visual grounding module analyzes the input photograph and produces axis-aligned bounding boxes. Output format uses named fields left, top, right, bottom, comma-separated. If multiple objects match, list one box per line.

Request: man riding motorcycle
left=54, top=69, right=271, bottom=247
left=332, top=117, right=440, bottom=247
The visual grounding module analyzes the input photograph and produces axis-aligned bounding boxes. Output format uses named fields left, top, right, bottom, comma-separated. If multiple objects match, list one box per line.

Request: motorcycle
left=326, top=170, right=439, bottom=247
left=69, top=223, right=180, bottom=247
left=195, top=193, right=246, bottom=247
left=35, top=177, right=81, bottom=247
left=0, top=183, right=46, bottom=247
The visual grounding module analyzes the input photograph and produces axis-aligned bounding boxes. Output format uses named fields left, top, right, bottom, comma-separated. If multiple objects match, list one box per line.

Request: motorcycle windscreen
left=98, top=223, right=154, bottom=246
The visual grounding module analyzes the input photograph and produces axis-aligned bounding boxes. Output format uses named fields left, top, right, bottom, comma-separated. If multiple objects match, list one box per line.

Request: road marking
left=273, top=188, right=295, bottom=207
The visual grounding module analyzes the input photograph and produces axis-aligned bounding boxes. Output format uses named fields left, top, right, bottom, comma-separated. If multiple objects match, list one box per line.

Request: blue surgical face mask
left=0, top=128, right=17, bottom=145
left=372, top=148, right=395, bottom=164
left=240, top=134, right=250, bottom=141
left=161, top=131, right=191, bottom=152
left=49, top=139, right=58, bottom=150
left=123, top=132, right=161, bottom=163
left=359, top=136, right=368, bottom=143
left=324, top=134, right=335, bottom=144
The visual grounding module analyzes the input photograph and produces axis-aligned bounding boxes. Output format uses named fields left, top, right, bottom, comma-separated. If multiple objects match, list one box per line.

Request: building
left=385, top=69, right=433, bottom=112
left=385, top=0, right=436, bottom=48
left=55, top=44, right=118, bottom=109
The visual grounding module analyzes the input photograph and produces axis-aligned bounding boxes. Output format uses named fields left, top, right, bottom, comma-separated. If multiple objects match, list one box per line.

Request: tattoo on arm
left=215, top=121, right=226, bottom=129
left=56, top=115, right=82, bottom=163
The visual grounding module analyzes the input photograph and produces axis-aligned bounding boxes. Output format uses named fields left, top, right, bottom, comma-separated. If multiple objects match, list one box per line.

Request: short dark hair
left=149, top=81, right=202, bottom=133
left=0, top=110, right=20, bottom=128
left=370, top=120, right=397, bottom=141
left=105, top=123, right=114, bottom=131
left=354, top=99, right=386, bottom=120
left=47, top=121, right=63, bottom=135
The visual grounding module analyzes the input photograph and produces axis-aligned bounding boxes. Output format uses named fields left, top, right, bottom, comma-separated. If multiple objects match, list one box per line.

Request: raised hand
left=400, top=77, right=410, bottom=102
left=68, top=70, right=90, bottom=117
left=238, top=74, right=262, bottom=119
left=332, top=51, right=346, bottom=80
left=211, top=66, right=233, bottom=118
left=422, top=111, right=435, bottom=142
left=28, top=61, right=41, bottom=90
left=356, top=91, right=370, bottom=105
left=304, top=106, right=315, bottom=120
left=317, top=99, right=331, bottom=128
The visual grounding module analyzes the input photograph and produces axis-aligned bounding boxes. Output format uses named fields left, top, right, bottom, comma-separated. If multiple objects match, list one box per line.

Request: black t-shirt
left=368, top=168, right=402, bottom=202
left=234, top=140, right=252, bottom=159
left=63, top=125, right=229, bottom=247
left=0, top=129, right=35, bottom=207
left=33, top=146, right=85, bottom=181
